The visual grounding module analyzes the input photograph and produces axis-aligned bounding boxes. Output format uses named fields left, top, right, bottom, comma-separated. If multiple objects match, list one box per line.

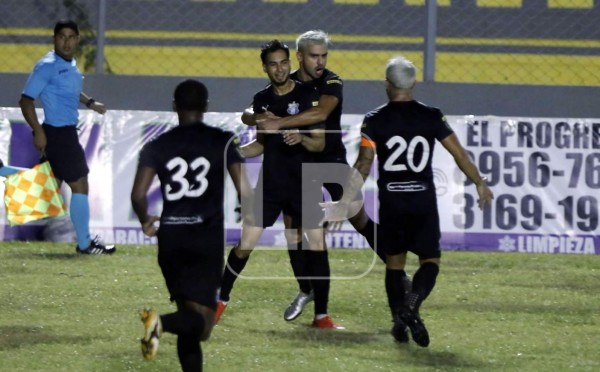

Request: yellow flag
left=3, top=161, right=67, bottom=226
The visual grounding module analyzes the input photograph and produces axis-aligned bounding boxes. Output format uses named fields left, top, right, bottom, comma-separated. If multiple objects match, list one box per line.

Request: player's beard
left=272, top=76, right=289, bottom=86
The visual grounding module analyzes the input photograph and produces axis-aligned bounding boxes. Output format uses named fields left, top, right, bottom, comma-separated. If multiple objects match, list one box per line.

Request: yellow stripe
left=1, top=28, right=598, bottom=49
left=437, top=37, right=600, bottom=48
left=333, top=0, right=379, bottom=4
left=435, top=52, right=600, bottom=86
left=405, top=0, right=452, bottom=5
left=477, top=0, right=522, bottom=7
left=2, top=42, right=598, bottom=86
left=2, top=44, right=599, bottom=86
left=548, top=0, right=593, bottom=8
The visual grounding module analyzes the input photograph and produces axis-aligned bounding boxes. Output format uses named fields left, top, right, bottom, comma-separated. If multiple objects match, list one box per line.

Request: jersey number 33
left=165, top=156, right=211, bottom=201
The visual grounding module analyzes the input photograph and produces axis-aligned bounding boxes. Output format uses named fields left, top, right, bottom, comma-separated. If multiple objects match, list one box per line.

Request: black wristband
left=85, top=98, right=95, bottom=108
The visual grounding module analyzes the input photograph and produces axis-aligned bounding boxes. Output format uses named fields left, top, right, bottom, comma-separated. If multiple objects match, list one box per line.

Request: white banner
left=1, top=108, right=598, bottom=254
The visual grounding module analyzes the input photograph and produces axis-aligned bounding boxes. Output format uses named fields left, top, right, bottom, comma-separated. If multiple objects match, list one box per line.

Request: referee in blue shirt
left=18, top=20, right=115, bottom=255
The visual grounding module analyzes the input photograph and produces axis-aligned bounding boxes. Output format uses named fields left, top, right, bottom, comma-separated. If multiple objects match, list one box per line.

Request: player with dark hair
left=217, top=40, right=342, bottom=329
left=18, top=20, right=114, bottom=254
left=329, top=56, right=494, bottom=346
left=131, top=79, right=252, bottom=370
left=246, top=30, right=389, bottom=322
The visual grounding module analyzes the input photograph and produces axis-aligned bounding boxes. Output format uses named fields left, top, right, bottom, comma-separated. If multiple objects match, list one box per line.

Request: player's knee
left=186, top=310, right=209, bottom=340
left=199, top=325, right=213, bottom=342
left=67, top=176, right=89, bottom=194
left=386, top=253, right=406, bottom=270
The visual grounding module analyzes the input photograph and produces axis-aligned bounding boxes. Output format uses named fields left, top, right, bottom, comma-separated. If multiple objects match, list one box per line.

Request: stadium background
left=0, top=0, right=598, bottom=116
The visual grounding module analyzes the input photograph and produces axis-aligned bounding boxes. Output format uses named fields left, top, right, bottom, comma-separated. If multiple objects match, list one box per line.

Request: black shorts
left=318, top=153, right=348, bottom=201
left=379, top=207, right=441, bottom=259
left=42, top=124, right=89, bottom=183
left=254, top=193, right=323, bottom=229
left=157, top=222, right=225, bottom=310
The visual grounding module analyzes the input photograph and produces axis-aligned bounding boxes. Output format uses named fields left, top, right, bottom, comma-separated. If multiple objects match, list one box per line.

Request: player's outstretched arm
left=259, top=94, right=338, bottom=131
left=440, top=133, right=494, bottom=209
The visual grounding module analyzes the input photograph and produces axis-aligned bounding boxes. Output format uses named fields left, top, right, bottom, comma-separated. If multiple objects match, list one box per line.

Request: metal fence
left=1, top=0, right=598, bottom=86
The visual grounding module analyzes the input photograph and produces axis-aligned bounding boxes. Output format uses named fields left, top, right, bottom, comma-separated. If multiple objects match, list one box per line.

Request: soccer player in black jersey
left=244, top=30, right=386, bottom=323
left=131, top=79, right=252, bottom=370
left=217, top=40, right=343, bottom=329
left=330, top=56, right=494, bottom=347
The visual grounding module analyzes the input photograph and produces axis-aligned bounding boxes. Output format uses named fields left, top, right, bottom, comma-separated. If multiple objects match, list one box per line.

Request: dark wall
left=2, top=73, right=598, bottom=118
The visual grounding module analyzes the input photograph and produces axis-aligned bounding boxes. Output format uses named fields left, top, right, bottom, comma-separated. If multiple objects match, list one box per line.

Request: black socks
left=408, top=262, right=440, bottom=310
left=385, top=268, right=407, bottom=316
left=306, top=250, right=330, bottom=315
left=288, top=239, right=312, bottom=294
left=219, top=247, right=249, bottom=302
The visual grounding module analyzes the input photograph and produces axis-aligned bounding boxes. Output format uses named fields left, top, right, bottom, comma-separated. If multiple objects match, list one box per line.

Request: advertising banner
left=1, top=108, right=598, bottom=254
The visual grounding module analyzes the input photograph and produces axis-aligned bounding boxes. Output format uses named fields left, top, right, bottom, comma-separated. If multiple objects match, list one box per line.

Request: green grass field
left=0, top=242, right=598, bottom=371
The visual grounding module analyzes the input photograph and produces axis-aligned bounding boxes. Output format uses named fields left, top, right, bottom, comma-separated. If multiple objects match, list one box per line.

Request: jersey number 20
left=383, top=135, right=430, bottom=173
left=165, top=156, right=211, bottom=201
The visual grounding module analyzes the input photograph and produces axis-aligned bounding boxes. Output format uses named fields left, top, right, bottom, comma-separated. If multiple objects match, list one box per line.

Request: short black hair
left=260, top=39, right=289, bottom=64
left=54, top=20, right=79, bottom=35
left=174, top=79, right=209, bottom=112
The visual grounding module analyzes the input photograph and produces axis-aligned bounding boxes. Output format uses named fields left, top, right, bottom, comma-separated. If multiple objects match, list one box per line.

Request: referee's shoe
left=76, top=236, right=116, bottom=255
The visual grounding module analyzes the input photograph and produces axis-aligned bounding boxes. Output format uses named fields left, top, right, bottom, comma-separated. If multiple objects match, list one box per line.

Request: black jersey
left=361, top=100, right=453, bottom=211
left=138, top=123, right=244, bottom=225
left=290, top=69, right=346, bottom=159
left=253, top=81, right=323, bottom=195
